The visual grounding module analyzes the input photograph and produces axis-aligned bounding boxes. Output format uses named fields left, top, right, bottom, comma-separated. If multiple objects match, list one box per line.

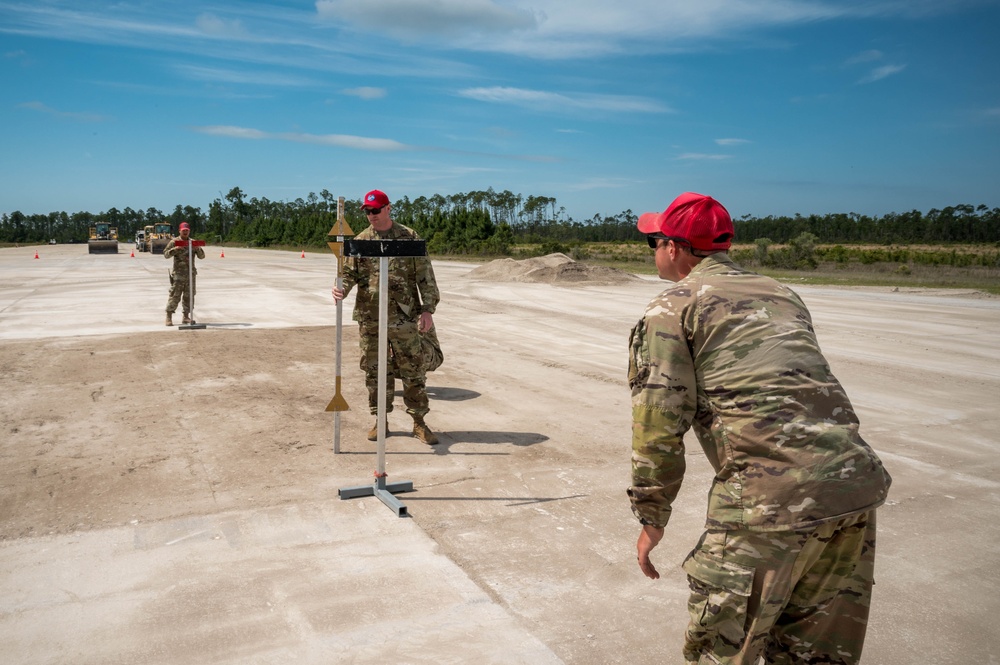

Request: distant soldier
left=332, top=189, right=442, bottom=445
left=163, top=222, right=205, bottom=326
left=627, top=192, right=892, bottom=664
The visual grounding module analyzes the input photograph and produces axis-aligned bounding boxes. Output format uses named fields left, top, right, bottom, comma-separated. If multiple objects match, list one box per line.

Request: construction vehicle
left=145, top=223, right=173, bottom=254
left=137, top=225, right=154, bottom=252
left=88, top=223, right=119, bottom=254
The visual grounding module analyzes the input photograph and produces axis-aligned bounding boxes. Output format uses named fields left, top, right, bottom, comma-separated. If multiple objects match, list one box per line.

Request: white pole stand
left=337, top=240, right=427, bottom=517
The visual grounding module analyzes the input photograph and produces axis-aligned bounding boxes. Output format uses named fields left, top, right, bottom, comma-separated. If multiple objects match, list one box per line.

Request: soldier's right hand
left=332, top=286, right=345, bottom=303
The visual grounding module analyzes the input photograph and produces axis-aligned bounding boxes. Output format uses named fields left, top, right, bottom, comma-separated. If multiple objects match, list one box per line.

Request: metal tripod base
left=339, top=477, right=414, bottom=517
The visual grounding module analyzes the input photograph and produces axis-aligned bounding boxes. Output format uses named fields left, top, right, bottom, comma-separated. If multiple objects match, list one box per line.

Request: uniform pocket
left=681, top=550, right=754, bottom=662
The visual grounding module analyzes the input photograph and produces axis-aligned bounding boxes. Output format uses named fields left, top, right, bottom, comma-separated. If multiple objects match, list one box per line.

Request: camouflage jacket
left=628, top=253, right=891, bottom=531
left=163, top=237, right=205, bottom=276
left=341, top=222, right=440, bottom=327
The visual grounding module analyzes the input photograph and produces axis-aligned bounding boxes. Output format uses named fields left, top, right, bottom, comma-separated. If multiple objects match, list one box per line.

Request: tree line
left=3, top=187, right=998, bottom=251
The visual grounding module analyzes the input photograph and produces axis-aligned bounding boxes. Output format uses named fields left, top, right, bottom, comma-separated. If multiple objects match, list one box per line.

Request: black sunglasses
left=646, top=233, right=691, bottom=249
left=647, top=234, right=690, bottom=249
left=364, top=206, right=385, bottom=215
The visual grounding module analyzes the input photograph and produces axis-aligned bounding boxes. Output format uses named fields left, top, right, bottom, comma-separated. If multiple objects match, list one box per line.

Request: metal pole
left=179, top=237, right=206, bottom=330
left=334, top=198, right=345, bottom=454
left=334, top=265, right=344, bottom=454
left=187, top=237, right=194, bottom=319
left=324, top=196, right=351, bottom=443
left=376, top=255, right=389, bottom=476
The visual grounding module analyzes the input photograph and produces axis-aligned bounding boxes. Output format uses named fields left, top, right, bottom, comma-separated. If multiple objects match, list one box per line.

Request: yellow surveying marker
left=327, top=214, right=353, bottom=260
left=326, top=376, right=349, bottom=412
left=326, top=197, right=354, bottom=453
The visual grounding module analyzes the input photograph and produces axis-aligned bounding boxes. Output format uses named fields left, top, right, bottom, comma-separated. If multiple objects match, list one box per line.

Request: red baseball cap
left=179, top=222, right=190, bottom=231
left=362, top=189, right=390, bottom=209
left=637, top=192, right=734, bottom=252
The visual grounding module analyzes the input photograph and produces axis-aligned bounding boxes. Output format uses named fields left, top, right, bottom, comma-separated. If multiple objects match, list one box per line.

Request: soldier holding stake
left=163, top=222, right=205, bottom=326
left=332, top=189, right=441, bottom=445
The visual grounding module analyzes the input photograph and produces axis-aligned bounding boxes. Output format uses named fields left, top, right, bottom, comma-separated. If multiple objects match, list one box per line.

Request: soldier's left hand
left=418, top=311, right=433, bottom=334
left=636, top=525, right=664, bottom=580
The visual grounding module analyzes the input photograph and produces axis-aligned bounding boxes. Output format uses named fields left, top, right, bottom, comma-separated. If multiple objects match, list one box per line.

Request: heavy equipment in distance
left=145, top=223, right=173, bottom=254
left=88, top=223, right=119, bottom=254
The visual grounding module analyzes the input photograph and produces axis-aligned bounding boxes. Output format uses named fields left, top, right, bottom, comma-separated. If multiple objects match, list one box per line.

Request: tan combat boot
left=182, top=313, right=192, bottom=324
left=367, top=421, right=379, bottom=441
left=165, top=312, right=173, bottom=326
left=412, top=417, right=438, bottom=445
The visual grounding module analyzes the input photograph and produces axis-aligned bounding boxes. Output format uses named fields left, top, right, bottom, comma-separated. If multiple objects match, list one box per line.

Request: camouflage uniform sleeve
left=627, top=293, right=698, bottom=528
left=163, top=239, right=177, bottom=258
left=340, top=226, right=373, bottom=297
left=415, top=257, right=440, bottom=315
left=341, top=257, right=360, bottom=296
left=195, top=244, right=205, bottom=259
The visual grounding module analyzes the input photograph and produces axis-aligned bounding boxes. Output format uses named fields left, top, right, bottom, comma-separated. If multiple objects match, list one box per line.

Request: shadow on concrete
left=405, top=493, right=587, bottom=506
left=427, top=386, right=481, bottom=401
left=390, top=386, right=481, bottom=401
left=332, top=430, right=547, bottom=456
left=441, top=430, right=548, bottom=446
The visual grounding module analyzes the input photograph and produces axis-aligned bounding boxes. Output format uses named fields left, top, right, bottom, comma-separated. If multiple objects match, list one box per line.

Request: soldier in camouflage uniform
left=627, top=193, right=891, bottom=664
left=163, top=222, right=205, bottom=326
left=332, top=189, right=441, bottom=445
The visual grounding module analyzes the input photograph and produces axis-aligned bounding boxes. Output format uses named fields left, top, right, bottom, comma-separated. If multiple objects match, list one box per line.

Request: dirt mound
left=468, top=253, right=639, bottom=285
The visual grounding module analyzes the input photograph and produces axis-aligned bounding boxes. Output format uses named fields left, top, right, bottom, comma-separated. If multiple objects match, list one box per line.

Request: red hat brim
left=637, top=211, right=665, bottom=234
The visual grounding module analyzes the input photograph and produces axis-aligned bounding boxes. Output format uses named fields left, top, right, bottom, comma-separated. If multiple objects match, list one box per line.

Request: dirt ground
left=1, top=244, right=999, bottom=664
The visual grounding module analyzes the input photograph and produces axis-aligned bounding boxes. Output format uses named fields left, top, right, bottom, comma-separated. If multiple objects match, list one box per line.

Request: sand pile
left=468, top=253, right=639, bottom=285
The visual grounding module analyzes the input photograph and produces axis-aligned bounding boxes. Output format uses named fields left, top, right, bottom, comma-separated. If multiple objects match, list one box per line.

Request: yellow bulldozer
left=88, top=223, right=119, bottom=254
left=145, top=223, right=173, bottom=254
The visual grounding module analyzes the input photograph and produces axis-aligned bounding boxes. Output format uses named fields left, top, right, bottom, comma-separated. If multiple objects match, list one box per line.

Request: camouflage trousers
left=682, top=510, right=877, bottom=665
left=166, top=273, right=196, bottom=315
left=359, top=320, right=438, bottom=418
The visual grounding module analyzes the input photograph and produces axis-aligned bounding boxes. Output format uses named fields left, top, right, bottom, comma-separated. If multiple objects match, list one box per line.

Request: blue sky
left=2, top=0, right=998, bottom=222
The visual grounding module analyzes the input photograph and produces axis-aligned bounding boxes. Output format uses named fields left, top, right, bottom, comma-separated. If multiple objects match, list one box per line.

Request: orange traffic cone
left=34, top=251, right=39, bottom=259
left=130, top=249, right=135, bottom=257
left=300, top=250, right=306, bottom=258
left=220, top=250, right=225, bottom=258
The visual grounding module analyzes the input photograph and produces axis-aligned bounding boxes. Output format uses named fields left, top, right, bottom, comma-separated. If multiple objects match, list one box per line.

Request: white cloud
left=0, top=0, right=983, bottom=67
left=458, top=86, right=670, bottom=113
left=194, top=126, right=269, bottom=140
left=192, top=124, right=559, bottom=162
left=715, top=138, right=750, bottom=146
left=195, top=13, right=247, bottom=37
left=845, top=49, right=883, bottom=65
left=174, top=64, right=317, bottom=87
left=193, top=125, right=413, bottom=151
left=18, top=101, right=108, bottom=122
left=857, top=63, right=906, bottom=84
left=677, top=153, right=732, bottom=160
left=316, top=0, right=537, bottom=38
left=342, top=86, right=387, bottom=100
left=0, top=2, right=473, bottom=80
left=312, top=0, right=917, bottom=58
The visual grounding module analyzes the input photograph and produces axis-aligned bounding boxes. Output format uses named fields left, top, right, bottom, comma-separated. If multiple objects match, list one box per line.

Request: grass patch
left=513, top=241, right=1000, bottom=294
